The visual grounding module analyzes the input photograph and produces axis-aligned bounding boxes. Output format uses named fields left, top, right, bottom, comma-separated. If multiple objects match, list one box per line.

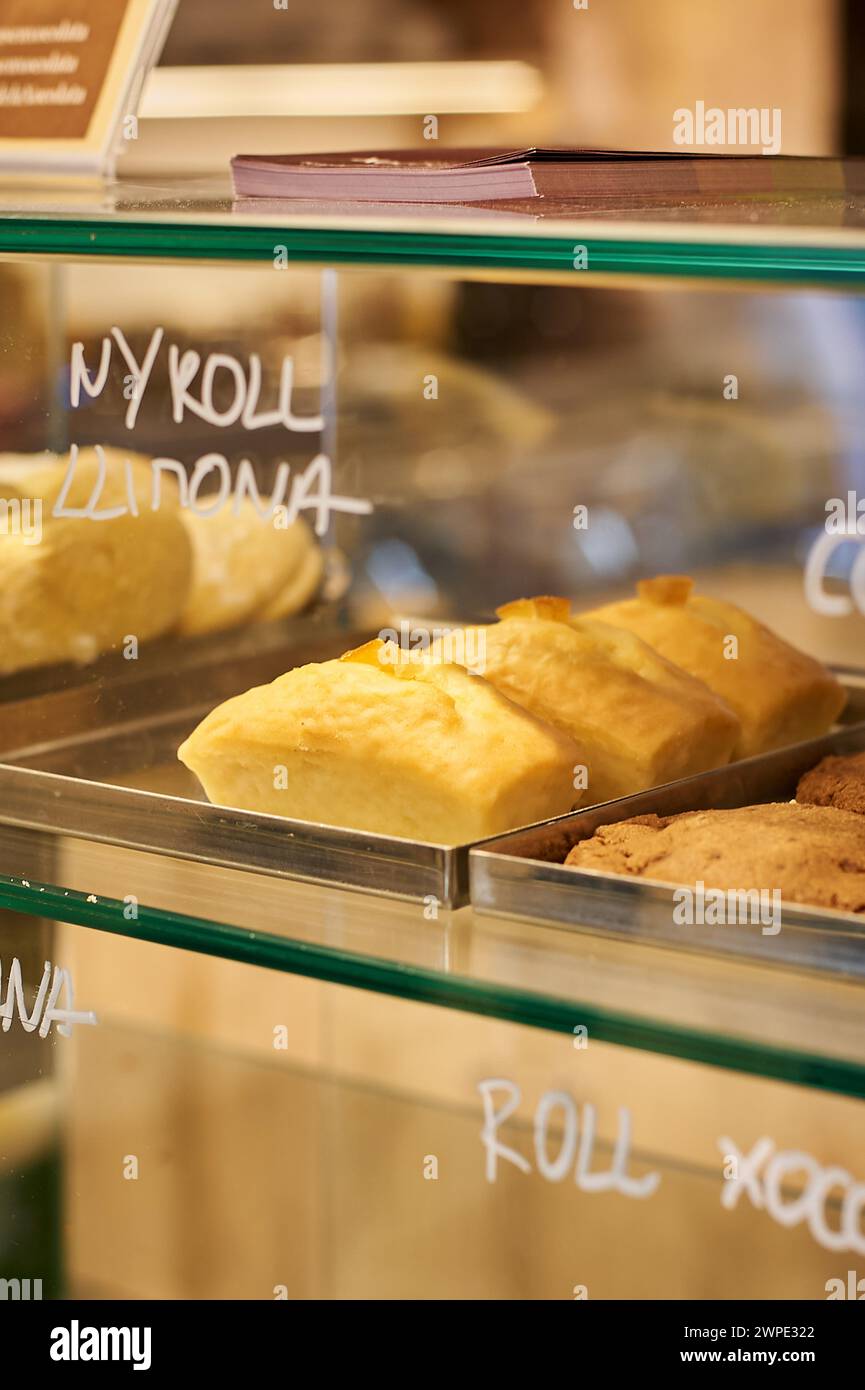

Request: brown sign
left=0, top=0, right=129, bottom=139
left=0, top=0, right=171, bottom=170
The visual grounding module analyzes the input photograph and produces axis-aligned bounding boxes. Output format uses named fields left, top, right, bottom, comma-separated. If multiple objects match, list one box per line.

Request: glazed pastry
left=564, top=801, right=865, bottom=915
left=797, top=750, right=865, bottom=814
left=428, top=596, right=740, bottom=805
left=586, top=576, right=846, bottom=759
left=0, top=448, right=191, bottom=675
left=178, top=501, right=321, bottom=635
left=178, top=638, right=582, bottom=842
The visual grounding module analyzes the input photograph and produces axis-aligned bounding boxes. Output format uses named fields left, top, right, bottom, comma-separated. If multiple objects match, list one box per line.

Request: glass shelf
left=2, top=823, right=865, bottom=1101
left=0, top=174, right=865, bottom=284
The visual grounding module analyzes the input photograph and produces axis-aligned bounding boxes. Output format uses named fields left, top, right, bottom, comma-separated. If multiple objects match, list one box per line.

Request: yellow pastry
left=256, top=542, right=324, bottom=621
left=0, top=448, right=191, bottom=676
left=586, top=576, right=846, bottom=758
left=178, top=638, right=581, bottom=842
left=428, top=595, right=741, bottom=804
left=178, top=502, right=321, bottom=635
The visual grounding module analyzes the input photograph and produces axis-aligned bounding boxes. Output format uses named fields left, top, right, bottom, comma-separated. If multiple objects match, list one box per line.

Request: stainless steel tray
left=0, top=624, right=476, bottom=907
left=471, top=671, right=865, bottom=979
left=4, top=640, right=864, bottom=917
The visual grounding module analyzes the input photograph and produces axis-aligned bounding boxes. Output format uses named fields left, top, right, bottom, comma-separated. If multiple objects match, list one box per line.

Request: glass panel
left=1, top=247, right=865, bottom=1095
left=2, top=836, right=865, bottom=1097
left=18, top=926, right=864, bottom=1299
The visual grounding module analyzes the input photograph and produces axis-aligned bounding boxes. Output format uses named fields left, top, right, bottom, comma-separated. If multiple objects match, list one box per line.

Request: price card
left=0, top=0, right=176, bottom=175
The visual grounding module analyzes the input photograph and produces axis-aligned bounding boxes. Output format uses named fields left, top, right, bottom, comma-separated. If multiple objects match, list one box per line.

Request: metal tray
left=0, top=624, right=477, bottom=907
left=4, top=639, right=864, bottom=918
left=470, top=671, right=865, bottom=979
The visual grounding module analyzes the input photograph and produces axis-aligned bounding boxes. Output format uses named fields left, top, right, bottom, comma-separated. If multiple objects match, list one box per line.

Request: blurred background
left=129, top=0, right=844, bottom=171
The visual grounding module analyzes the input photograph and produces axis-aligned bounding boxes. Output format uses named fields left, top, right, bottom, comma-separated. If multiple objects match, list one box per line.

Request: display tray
left=3, top=644, right=863, bottom=916
left=470, top=670, right=865, bottom=980
left=0, top=625, right=477, bottom=907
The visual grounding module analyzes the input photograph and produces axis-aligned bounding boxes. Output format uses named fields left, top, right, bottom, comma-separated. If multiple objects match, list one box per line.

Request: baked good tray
left=470, top=668, right=865, bottom=978
left=3, top=641, right=863, bottom=916
left=0, top=623, right=478, bottom=908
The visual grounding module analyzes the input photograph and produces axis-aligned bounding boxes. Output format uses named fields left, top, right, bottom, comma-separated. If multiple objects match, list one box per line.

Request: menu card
left=230, top=147, right=865, bottom=204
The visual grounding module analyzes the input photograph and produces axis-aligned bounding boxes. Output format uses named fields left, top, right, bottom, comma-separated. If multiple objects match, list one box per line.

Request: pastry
left=0, top=448, right=191, bottom=676
left=565, top=802, right=865, bottom=914
left=256, top=541, right=324, bottom=621
left=797, top=749, right=865, bottom=814
left=178, top=501, right=321, bottom=635
left=428, top=596, right=740, bottom=804
left=586, top=575, right=846, bottom=759
left=177, top=638, right=582, bottom=842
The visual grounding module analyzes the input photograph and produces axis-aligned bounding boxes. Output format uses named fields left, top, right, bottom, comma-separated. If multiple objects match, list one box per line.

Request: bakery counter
left=2, top=182, right=865, bottom=1301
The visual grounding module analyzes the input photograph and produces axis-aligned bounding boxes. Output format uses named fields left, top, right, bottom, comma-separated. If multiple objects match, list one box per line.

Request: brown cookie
left=797, top=750, right=865, bottom=815
left=564, top=801, right=865, bottom=914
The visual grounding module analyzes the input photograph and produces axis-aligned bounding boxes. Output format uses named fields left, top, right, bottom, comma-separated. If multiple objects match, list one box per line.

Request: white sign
left=0, top=956, right=97, bottom=1037
left=66, top=326, right=374, bottom=535
left=478, top=1079, right=660, bottom=1197
left=719, top=1134, right=865, bottom=1256
left=477, top=1081, right=865, bottom=1259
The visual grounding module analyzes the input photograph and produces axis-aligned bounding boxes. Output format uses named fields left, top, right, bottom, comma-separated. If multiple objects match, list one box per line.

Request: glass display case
left=2, top=182, right=865, bottom=1302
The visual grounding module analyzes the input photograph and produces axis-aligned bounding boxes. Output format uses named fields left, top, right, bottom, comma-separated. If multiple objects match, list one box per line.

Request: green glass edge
left=2, top=875, right=864, bottom=1097
left=1, top=217, right=865, bottom=283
